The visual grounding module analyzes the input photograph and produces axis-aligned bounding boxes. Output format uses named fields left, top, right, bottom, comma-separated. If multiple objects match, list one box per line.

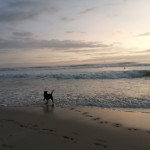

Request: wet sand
left=0, top=106, right=150, bottom=150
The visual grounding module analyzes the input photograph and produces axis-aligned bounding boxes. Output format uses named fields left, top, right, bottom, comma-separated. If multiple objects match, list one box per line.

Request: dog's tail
left=51, top=89, right=55, bottom=95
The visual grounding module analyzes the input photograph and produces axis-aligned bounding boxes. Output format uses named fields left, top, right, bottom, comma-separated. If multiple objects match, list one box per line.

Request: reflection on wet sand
left=43, top=104, right=54, bottom=114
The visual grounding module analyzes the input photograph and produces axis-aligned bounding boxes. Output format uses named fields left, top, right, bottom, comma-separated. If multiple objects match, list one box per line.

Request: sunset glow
left=0, top=0, right=150, bottom=67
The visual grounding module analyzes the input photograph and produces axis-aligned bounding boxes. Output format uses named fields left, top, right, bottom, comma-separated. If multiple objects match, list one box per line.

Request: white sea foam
left=0, top=65, right=150, bottom=79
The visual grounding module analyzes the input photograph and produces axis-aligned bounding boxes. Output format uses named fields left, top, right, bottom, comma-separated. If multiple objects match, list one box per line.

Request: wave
left=1, top=62, right=150, bottom=71
left=0, top=70, right=150, bottom=79
left=51, top=70, right=150, bottom=79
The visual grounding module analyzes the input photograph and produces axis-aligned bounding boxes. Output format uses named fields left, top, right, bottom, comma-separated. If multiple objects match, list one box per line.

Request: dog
left=43, top=90, right=55, bottom=104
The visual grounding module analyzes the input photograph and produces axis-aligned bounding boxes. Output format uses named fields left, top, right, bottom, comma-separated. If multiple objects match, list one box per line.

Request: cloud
left=134, top=49, right=150, bottom=53
left=64, top=49, right=99, bottom=53
left=65, top=31, right=86, bottom=34
left=105, top=2, right=121, bottom=6
left=0, top=38, right=110, bottom=51
left=65, top=31, right=74, bottom=34
left=12, top=32, right=33, bottom=37
left=145, top=49, right=150, bottom=52
left=79, top=7, right=96, bottom=14
left=61, top=17, right=75, bottom=22
left=0, top=1, right=60, bottom=23
left=105, top=0, right=128, bottom=6
left=136, top=32, right=150, bottom=37
left=104, top=0, right=133, bottom=9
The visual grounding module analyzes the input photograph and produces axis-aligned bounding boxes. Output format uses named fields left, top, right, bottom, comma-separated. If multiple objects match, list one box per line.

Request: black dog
left=43, top=90, right=55, bottom=104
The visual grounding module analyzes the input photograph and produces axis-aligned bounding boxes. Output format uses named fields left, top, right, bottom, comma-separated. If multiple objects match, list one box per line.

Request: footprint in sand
left=112, top=123, right=122, bottom=128
left=82, top=112, right=89, bottom=115
left=93, top=139, right=107, bottom=149
left=85, top=115, right=93, bottom=118
left=5, top=119, right=14, bottom=122
left=32, top=124, right=38, bottom=128
left=62, top=136, right=77, bottom=143
left=133, top=128, right=138, bottom=131
left=1, top=119, right=57, bottom=137
left=1, top=144, right=14, bottom=148
left=92, top=117, right=101, bottom=121
left=19, top=124, right=25, bottom=128
left=80, top=112, right=95, bottom=118
left=75, top=110, right=81, bottom=112
left=19, top=122, right=56, bottom=136
left=41, top=128, right=56, bottom=135
left=2, top=119, right=27, bottom=128
left=99, top=121, right=108, bottom=124
left=127, top=128, right=139, bottom=132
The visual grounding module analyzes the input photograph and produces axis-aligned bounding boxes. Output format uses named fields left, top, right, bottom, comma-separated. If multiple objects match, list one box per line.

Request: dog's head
left=44, top=91, right=48, bottom=94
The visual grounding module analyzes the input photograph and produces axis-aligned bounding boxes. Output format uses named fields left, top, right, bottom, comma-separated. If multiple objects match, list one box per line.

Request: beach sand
left=0, top=106, right=150, bottom=150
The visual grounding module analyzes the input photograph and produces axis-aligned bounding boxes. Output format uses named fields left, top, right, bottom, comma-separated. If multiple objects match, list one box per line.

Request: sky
left=0, top=0, right=150, bottom=68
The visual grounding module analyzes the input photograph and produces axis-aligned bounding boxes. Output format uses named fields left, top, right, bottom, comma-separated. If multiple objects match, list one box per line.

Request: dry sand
left=0, top=105, right=150, bottom=150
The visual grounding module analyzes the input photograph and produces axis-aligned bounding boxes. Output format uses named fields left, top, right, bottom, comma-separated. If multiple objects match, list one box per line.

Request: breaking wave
left=0, top=70, right=150, bottom=79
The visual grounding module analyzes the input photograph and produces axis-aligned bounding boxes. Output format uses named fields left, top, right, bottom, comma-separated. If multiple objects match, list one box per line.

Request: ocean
left=0, top=62, right=150, bottom=111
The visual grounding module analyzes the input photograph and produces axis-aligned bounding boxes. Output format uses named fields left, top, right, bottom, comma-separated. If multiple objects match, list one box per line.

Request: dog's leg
left=51, top=96, right=54, bottom=103
left=45, top=100, right=49, bottom=104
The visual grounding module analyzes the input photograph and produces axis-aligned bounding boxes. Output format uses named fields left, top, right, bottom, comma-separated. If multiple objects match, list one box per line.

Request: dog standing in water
left=43, top=90, right=55, bottom=104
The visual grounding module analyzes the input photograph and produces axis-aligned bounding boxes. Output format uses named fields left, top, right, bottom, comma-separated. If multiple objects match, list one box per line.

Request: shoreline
left=1, top=104, right=150, bottom=113
left=1, top=106, right=150, bottom=150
